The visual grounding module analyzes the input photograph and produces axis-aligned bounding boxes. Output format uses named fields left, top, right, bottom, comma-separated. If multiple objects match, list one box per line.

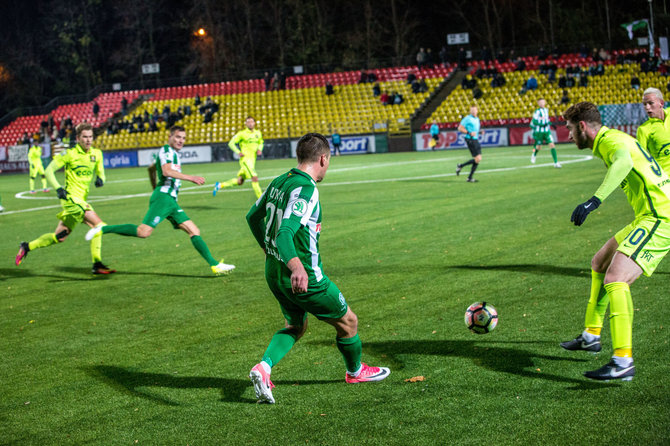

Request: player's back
left=636, top=109, right=670, bottom=172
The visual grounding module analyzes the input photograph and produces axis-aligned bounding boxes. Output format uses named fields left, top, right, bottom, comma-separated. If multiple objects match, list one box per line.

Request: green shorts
left=265, top=260, right=348, bottom=324
left=57, top=196, right=93, bottom=230
left=141, top=190, right=190, bottom=229
left=533, top=131, right=554, bottom=145
left=237, top=158, right=257, bottom=180
left=614, top=216, right=670, bottom=276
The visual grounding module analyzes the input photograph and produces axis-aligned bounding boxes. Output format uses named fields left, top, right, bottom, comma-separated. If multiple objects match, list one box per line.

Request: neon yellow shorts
left=237, top=158, right=257, bottom=180
left=29, top=162, right=45, bottom=176
left=57, top=196, right=94, bottom=230
left=615, top=216, right=670, bottom=276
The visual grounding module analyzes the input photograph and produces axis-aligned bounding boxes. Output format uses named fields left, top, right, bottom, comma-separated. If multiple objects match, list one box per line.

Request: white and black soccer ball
left=464, top=302, right=498, bottom=334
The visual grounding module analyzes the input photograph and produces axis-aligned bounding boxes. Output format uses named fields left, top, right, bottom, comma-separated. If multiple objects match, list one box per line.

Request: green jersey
left=592, top=126, right=670, bottom=220
left=636, top=107, right=670, bottom=173
left=45, top=143, right=105, bottom=201
left=246, top=168, right=325, bottom=284
left=531, top=107, right=551, bottom=133
left=229, top=128, right=264, bottom=158
left=156, top=144, right=181, bottom=199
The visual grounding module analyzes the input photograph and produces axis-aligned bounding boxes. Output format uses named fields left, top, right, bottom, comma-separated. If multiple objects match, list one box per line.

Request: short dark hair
left=563, top=101, right=602, bottom=125
left=75, top=122, right=93, bottom=137
left=169, top=125, right=185, bottom=135
left=297, top=133, right=330, bottom=163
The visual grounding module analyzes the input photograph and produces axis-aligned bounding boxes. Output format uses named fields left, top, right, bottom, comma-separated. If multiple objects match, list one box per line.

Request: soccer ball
left=464, top=302, right=498, bottom=334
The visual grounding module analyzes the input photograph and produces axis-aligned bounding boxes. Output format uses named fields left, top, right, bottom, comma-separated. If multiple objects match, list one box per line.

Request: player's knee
left=252, top=176, right=259, bottom=182
left=137, top=226, right=153, bottom=238
left=237, top=178, right=244, bottom=185
left=55, top=229, right=69, bottom=242
left=340, top=310, right=358, bottom=336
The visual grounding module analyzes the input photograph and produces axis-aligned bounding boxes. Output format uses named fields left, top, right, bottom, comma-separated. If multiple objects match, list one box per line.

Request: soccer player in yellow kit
left=15, top=123, right=115, bottom=274
left=212, top=116, right=264, bottom=198
left=560, top=102, right=670, bottom=381
left=636, top=87, right=670, bottom=172
left=28, top=143, right=49, bottom=193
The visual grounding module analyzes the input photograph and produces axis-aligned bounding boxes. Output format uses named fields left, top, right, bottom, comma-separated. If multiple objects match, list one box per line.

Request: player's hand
left=95, top=177, right=104, bottom=187
left=571, top=196, right=601, bottom=226
left=56, top=187, right=68, bottom=199
left=190, top=175, right=206, bottom=185
left=257, top=150, right=262, bottom=157
left=239, top=152, right=245, bottom=158
left=470, top=131, right=477, bottom=138
left=287, top=258, right=308, bottom=293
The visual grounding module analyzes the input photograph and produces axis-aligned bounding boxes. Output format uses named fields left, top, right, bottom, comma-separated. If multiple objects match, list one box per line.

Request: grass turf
left=1, top=144, right=669, bottom=444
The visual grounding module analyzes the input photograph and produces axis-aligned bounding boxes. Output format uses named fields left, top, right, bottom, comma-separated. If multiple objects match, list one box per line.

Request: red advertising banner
left=508, top=127, right=571, bottom=145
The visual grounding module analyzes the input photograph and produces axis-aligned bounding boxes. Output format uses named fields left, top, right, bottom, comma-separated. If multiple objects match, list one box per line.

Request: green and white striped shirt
left=531, top=107, right=551, bottom=133
left=156, top=144, right=181, bottom=199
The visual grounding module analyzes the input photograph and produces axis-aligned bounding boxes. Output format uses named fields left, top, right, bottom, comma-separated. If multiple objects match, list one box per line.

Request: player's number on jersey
left=636, top=142, right=662, bottom=177
left=264, top=202, right=283, bottom=247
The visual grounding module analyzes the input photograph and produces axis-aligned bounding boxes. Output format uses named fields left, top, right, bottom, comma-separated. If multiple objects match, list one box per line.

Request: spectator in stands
left=579, top=72, right=588, bottom=88
left=195, top=94, right=202, bottom=106
left=92, top=101, right=100, bottom=118
left=279, top=72, right=286, bottom=89
left=461, top=75, right=476, bottom=90
left=439, top=46, right=449, bottom=66
left=325, top=82, right=334, bottom=95
left=640, top=58, right=650, bottom=73
left=386, top=91, right=395, bottom=105
left=496, top=49, right=507, bottom=63
left=418, top=78, right=428, bottom=93
left=411, top=79, right=421, bottom=94
left=598, top=48, right=609, bottom=61
left=121, top=97, right=128, bottom=115
left=359, top=70, right=368, bottom=84
left=514, top=57, right=526, bottom=71
left=579, top=43, right=589, bottom=58
left=472, top=87, right=483, bottom=99
left=481, top=46, right=491, bottom=63
left=149, top=118, right=158, bottom=132
left=407, top=71, right=417, bottom=84
left=263, top=72, right=271, bottom=91
left=63, top=115, right=73, bottom=128
left=491, top=72, right=506, bottom=88
left=271, top=72, right=280, bottom=90
left=458, top=47, right=467, bottom=70
left=526, top=75, right=538, bottom=90
left=143, top=110, right=150, bottom=123
left=417, top=47, right=428, bottom=69
left=426, top=48, right=434, bottom=68
left=560, top=89, right=570, bottom=105
left=538, top=46, right=547, bottom=60
left=367, top=71, right=377, bottom=83
left=380, top=90, right=389, bottom=105
left=20, top=132, right=30, bottom=145
left=162, top=105, right=170, bottom=121
left=372, top=82, right=381, bottom=96
left=631, top=76, right=641, bottom=90
left=565, top=74, right=576, bottom=88
left=393, top=91, right=404, bottom=105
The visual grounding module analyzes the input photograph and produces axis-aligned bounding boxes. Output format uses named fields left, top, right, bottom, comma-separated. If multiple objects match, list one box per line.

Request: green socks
left=190, top=235, right=218, bottom=266
left=102, top=224, right=138, bottom=236
left=262, top=328, right=300, bottom=368
left=336, top=334, right=362, bottom=374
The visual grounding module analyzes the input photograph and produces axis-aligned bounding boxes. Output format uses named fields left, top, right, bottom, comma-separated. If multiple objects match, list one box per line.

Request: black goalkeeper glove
left=571, top=196, right=601, bottom=226
left=95, top=177, right=104, bottom=188
left=56, top=187, right=68, bottom=200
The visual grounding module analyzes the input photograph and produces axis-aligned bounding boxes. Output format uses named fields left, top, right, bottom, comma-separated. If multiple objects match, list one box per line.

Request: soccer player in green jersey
left=15, top=123, right=115, bottom=274
left=245, top=133, right=389, bottom=404
left=85, top=126, right=235, bottom=276
left=212, top=116, right=264, bottom=199
left=560, top=102, right=670, bottom=381
left=28, top=143, right=50, bottom=193
left=530, top=98, right=561, bottom=168
left=636, top=87, right=670, bottom=172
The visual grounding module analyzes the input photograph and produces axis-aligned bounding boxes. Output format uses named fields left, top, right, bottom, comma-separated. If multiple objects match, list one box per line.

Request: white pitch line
left=2, top=153, right=593, bottom=216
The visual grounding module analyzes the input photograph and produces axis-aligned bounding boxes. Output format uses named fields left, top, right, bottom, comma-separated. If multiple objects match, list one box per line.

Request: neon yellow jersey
left=28, top=145, right=43, bottom=163
left=228, top=128, right=264, bottom=158
left=45, top=143, right=105, bottom=201
left=636, top=107, right=670, bottom=173
left=592, top=126, right=670, bottom=220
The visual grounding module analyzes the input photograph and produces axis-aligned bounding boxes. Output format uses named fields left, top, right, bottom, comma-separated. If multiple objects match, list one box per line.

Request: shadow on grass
left=0, top=267, right=102, bottom=282
left=353, top=339, right=618, bottom=390
left=448, top=264, right=589, bottom=278
left=86, top=365, right=340, bottom=405
left=55, top=266, right=215, bottom=279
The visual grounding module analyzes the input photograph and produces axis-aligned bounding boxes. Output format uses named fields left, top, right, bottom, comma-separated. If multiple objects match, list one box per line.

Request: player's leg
left=178, top=219, right=234, bottom=273
left=84, top=209, right=116, bottom=274
left=89, top=193, right=166, bottom=240
left=251, top=175, right=262, bottom=199
left=561, top=236, right=617, bottom=352
left=16, top=220, right=71, bottom=266
left=549, top=141, right=560, bottom=167
left=531, top=142, right=540, bottom=164
left=38, top=164, right=48, bottom=190
left=213, top=163, right=247, bottom=195
left=29, top=166, right=36, bottom=192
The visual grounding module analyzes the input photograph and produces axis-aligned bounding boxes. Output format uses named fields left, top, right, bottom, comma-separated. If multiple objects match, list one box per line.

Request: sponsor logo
left=658, top=178, right=670, bottom=188
left=315, top=223, right=321, bottom=233
left=292, top=198, right=308, bottom=216
left=152, top=216, right=160, bottom=225
left=178, top=150, right=199, bottom=159
left=640, top=250, right=654, bottom=262
left=90, top=155, right=96, bottom=162
left=338, top=292, right=346, bottom=308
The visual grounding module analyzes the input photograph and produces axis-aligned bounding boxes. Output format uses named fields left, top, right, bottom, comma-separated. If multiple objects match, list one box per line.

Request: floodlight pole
left=649, top=0, right=655, bottom=54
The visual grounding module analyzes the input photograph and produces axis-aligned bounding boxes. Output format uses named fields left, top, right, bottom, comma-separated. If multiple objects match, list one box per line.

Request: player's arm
left=257, top=132, right=264, bottom=156
left=148, top=163, right=157, bottom=189
left=161, top=162, right=205, bottom=185
left=276, top=219, right=307, bottom=293
left=246, top=193, right=268, bottom=250
left=228, top=132, right=241, bottom=154
left=571, top=148, right=633, bottom=226
left=44, top=154, right=66, bottom=190
left=635, top=125, right=653, bottom=157
left=94, top=150, right=106, bottom=187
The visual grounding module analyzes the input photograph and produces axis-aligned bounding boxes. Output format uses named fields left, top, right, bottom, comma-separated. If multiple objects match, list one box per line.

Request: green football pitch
left=2, top=144, right=669, bottom=444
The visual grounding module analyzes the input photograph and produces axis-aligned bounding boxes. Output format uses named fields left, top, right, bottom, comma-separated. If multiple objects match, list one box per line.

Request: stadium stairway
left=411, top=70, right=465, bottom=133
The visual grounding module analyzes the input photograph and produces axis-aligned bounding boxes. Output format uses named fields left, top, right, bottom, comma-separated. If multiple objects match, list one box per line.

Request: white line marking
left=2, top=153, right=593, bottom=216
